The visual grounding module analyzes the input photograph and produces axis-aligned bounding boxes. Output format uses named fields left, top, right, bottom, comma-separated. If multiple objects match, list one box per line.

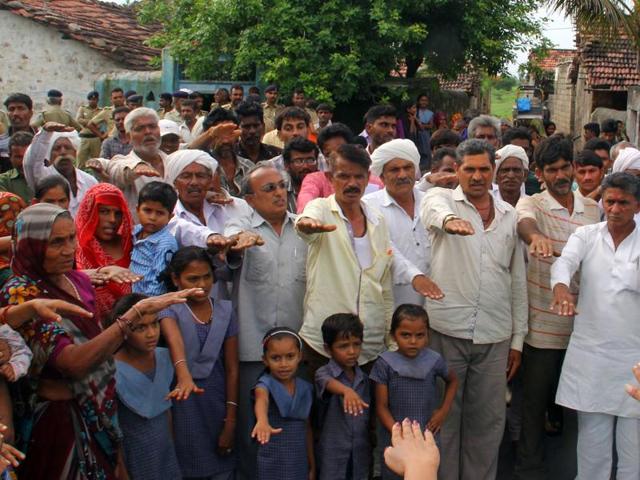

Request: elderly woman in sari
left=0, top=203, right=201, bottom=479
left=74, top=183, right=141, bottom=321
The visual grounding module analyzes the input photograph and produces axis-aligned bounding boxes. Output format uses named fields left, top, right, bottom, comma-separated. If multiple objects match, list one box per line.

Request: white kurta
left=551, top=221, right=640, bottom=418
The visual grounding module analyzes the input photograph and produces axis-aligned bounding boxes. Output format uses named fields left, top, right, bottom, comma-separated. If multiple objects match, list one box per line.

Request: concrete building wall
left=0, top=11, right=129, bottom=114
left=551, top=62, right=575, bottom=137
left=573, top=69, right=594, bottom=151
left=627, top=87, right=640, bottom=144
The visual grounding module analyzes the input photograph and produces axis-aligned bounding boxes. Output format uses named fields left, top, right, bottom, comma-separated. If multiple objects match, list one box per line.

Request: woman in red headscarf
left=75, top=183, right=134, bottom=321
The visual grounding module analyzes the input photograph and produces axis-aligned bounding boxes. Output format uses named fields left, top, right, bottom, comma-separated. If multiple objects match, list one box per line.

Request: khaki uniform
left=88, top=106, right=115, bottom=138
left=31, top=105, right=83, bottom=131
left=262, top=102, right=284, bottom=133
left=163, top=109, right=182, bottom=123
left=157, top=107, right=167, bottom=119
left=76, top=105, right=103, bottom=168
left=0, top=111, right=8, bottom=135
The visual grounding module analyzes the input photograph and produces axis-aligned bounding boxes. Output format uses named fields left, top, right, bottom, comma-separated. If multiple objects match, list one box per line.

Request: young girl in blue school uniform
left=370, top=304, right=459, bottom=480
left=108, top=293, right=181, bottom=480
left=252, top=327, right=316, bottom=480
left=159, top=247, right=239, bottom=480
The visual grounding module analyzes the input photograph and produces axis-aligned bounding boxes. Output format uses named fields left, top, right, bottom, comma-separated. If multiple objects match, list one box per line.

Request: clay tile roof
left=0, top=0, right=161, bottom=70
left=438, top=72, right=480, bottom=95
left=578, top=34, right=640, bottom=91
left=530, top=49, right=576, bottom=72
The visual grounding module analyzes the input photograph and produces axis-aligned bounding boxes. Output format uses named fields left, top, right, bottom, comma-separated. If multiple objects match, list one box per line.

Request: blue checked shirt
left=131, top=224, right=178, bottom=296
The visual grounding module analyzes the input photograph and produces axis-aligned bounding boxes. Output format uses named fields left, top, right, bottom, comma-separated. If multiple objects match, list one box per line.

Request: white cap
left=159, top=119, right=180, bottom=138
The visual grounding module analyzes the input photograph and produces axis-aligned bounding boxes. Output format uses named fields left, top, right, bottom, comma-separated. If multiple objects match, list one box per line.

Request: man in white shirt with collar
left=23, top=122, right=97, bottom=216
left=296, top=144, right=443, bottom=378
left=420, top=138, right=528, bottom=480
left=363, top=138, right=430, bottom=306
left=550, top=172, right=640, bottom=480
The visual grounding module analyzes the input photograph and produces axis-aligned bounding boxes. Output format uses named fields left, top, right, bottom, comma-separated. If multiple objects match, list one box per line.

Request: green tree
left=138, top=0, right=542, bottom=103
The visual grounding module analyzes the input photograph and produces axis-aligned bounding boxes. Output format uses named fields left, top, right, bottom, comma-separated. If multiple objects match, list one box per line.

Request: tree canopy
left=138, top=0, right=542, bottom=103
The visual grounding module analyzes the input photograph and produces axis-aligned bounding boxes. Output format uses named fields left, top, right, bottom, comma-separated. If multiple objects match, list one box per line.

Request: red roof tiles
left=530, top=49, right=576, bottom=72
left=0, top=0, right=161, bottom=70
left=578, top=34, right=640, bottom=91
left=438, top=73, right=480, bottom=95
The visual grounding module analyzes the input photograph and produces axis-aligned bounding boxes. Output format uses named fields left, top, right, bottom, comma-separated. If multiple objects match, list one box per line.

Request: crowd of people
left=0, top=84, right=638, bottom=480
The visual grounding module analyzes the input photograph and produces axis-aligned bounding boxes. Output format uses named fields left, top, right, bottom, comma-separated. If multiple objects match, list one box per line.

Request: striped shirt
left=516, top=190, right=600, bottom=349
left=130, top=224, right=178, bottom=296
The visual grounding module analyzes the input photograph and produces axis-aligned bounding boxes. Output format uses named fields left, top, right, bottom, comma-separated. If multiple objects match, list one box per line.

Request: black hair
left=235, top=101, right=264, bottom=123
left=431, top=129, right=461, bottom=151
left=456, top=139, right=496, bottom=165
left=4, top=93, right=32, bottom=110
left=283, top=137, right=318, bottom=164
left=230, top=84, right=244, bottom=92
left=544, top=120, right=556, bottom=129
left=160, top=246, right=216, bottom=291
left=601, top=172, right=640, bottom=201
left=248, top=86, right=260, bottom=95
left=105, top=293, right=148, bottom=328
left=534, top=134, right=573, bottom=168
left=601, top=118, right=618, bottom=134
left=583, top=138, right=611, bottom=153
left=34, top=175, right=70, bottom=200
left=160, top=92, right=173, bottom=101
left=431, top=147, right=457, bottom=171
left=583, top=122, right=600, bottom=136
left=316, top=103, right=333, bottom=113
left=574, top=150, right=604, bottom=169
left=262, top=326, right=303, bottom=354
left=180, top=99, right=197, bottom=110
left=321, top=313, right=364, bottom=347
left=203, top=107, right=239, bottom=131
left=138, top=181, right=178, bottom=213
left=390, top=304, right=429, bottom=333
left=317, top=123, right=353, bottom=153
left=293, top=88, right=305, bottom=96
left=111, top=87, right=124, bottom=94
left=335, top=143, right=371, bottom=170
left=275, top=107, right=310, bottom=131
left=351, top=135, right=368, bottom=148
left=8, top=131, right=33, bottom=150
left=112, top=106, right=131, bottom=118
left=364, top=104, right=397, bottom=124
left=502, top=127, right=532, bottom=146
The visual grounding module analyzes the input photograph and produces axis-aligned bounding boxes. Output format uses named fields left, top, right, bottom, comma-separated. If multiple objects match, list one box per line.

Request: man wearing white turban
left=23, top=122, right=97, bottom=216
left=364, top=138, right=439, bottom=306
left=612, top=146, right=640, bottom=175
left=493, top=144, right=529, bottom=207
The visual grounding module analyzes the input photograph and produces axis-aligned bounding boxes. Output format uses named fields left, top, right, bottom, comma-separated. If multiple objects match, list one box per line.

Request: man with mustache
left=296, top=144, right=443, bottom=378
left=282, top=137, right=319, bottom=212
left=493, top=144, right=529, bottom=207
left=549, top=172, right=640, bottom=480
left=420, top=139, right=528, bottom=480
left=513, top=134, right=600, bottom=479
left=363, top=104, right=397, bottom=155
left=22, top=122, right=98, bottom=216
left=224, top=164, right=307, bottom=480
left=364, top=138, right=434, bottom=307
left=234, top=102, right=282, bottom=163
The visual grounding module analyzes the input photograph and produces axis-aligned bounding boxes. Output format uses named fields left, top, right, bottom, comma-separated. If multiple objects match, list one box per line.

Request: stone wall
left=0, top=11, right=129, bottom=114
left=550, top=61, right=575, bottom=137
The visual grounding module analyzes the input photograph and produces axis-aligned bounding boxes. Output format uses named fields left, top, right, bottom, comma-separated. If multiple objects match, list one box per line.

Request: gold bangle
left=173, top=359, right=186, bottom=368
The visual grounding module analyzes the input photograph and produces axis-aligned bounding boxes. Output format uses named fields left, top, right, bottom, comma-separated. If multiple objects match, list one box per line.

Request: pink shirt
left=296, top=172, right=384, bottom=214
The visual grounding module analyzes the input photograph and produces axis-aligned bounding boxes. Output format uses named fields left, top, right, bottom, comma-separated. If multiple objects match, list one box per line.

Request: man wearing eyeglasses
left=282, top=137, right=319, bottom=212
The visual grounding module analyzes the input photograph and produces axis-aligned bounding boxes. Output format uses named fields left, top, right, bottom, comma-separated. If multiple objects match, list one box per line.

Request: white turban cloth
left=494, top=144, right=530, bottom=182
left=370, top=139, right=420, bottom=178
left=47, top=131, right=81, bottom=162
left=165, top=149, right=219, bottom=186
left=612, top=147, right=640, bottom=174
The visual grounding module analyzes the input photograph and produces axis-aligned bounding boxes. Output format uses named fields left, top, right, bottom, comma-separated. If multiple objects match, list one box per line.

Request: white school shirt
left=551, top=222, right=640, bottom=417
left=363, top=187, right=430, bottom=307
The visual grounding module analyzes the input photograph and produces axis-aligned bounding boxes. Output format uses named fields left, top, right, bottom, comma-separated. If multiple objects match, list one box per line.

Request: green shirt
left=0, top=168, right=34, bottom=203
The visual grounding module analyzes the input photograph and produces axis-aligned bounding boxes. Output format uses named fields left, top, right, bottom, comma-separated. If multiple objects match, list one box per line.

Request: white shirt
left=179, top=121, right=197, bottom=144
left=363, top=187, right=431, bottom=307
left=168, top=197, right=252, bottom=247
left=23, top=130, right=98, bottom=216
left=353, top=233, right=373, bottom=269
left=420, top=186, right=528, bottom=350
left=551, top=222, right=640, bottom=417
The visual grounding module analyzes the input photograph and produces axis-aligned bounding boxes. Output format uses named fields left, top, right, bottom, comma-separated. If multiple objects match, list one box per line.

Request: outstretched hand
left=444, top=218, right=475, bottom=236
left=412, top=275, right=444, bottom=300
left=42, top=122, right=75, bottom=133
left=384, top=419, right=439, bottom=479
left=625, top=363, right=640, bottom=401
left=550, top=284, right=577, bottom=316
left=296, top=218, right=337, bottom=234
